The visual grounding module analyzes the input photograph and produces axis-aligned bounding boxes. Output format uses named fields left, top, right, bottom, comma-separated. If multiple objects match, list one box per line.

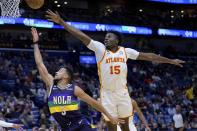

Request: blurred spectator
left=173, top=105, right=185, bottom=131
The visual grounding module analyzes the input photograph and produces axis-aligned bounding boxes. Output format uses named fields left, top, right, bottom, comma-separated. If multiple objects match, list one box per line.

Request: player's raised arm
left=31, top=28, right=53, bottom=88
left=74, top=86, right=125, bottom=125
left=132, top=99, right=151, bottom=131
left=137, top=52, right=185, bottom=67
left=125, top=48, right=185, bottom=67
left=45, top=10, right=91, bottom=46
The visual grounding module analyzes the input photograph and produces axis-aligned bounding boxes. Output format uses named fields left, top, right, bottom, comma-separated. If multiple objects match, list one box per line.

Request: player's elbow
left=82, top=38, right=91, bottom=46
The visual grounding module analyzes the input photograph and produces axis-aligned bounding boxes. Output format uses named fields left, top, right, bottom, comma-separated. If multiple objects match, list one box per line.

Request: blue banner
left=80, top=56, right=96, bottom=64
left=0, top=17, right=152, bottom=35
left=149, top=0, right=197, bottom=4
left=158, top=28, right=197, bottom=38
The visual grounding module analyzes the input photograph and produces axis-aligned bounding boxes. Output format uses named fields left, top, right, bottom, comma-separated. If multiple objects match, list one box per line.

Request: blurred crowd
left=0, top=48, right=196, bottom=130
left=18, top=5, right=197, bottom=29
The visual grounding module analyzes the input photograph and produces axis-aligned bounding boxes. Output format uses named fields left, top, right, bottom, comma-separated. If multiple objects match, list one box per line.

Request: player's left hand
left=171, top=59, right=185, bottom=67
left=31, top=27, right=39, bottom=43
left=12, top=124, right=23, bottom=130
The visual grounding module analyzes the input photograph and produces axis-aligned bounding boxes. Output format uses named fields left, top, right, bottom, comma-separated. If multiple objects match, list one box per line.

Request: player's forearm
left=90, top=100, right=112, bottom=120
left=59, top=19, right=91, bottom=46
left=146, top=53, right=174, bottom=64
left=0, top=120, right=14, bottom=128
left=138, top=113, right=149, bottom=127
left=33, top=44, right=44, bottom=66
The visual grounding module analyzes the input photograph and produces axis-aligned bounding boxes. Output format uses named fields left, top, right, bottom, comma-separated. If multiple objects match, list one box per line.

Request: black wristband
left=33, top=41, right=38, bottom=45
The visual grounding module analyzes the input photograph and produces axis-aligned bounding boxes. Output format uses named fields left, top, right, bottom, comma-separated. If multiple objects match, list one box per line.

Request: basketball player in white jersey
left=46, top=10, right=185, bottom=131
left=117, top=99, right=151, bottom=131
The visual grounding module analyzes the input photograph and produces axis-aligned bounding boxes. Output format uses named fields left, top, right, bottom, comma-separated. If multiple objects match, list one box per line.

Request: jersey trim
left=98, top=50, right=106, bottom=64
left=123, top=47, right=128, bottom=60
left=107, top=46, right=121, bottom=54
left=97, top=50, right=106, bottom=88
left=119, top=113, right=133, bottom=119
left=49, top=104, right=79, bottom=114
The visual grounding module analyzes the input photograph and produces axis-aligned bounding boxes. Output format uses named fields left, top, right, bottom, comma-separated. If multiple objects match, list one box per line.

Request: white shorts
left=100, top=88, right=133, bottom=120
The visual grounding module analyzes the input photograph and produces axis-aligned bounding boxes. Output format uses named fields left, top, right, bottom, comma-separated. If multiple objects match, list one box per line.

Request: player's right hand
left=46, top=10, right=62, bottom=24
left=31, top=27, right=39, bottom=43
left=12, top=124, right=23, bottom=130
left=171, top=59, right=185, bottom=67
left=109, top=116, right=125, bottom=125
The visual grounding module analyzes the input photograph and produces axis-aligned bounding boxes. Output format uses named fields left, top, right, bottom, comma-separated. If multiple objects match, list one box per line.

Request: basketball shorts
left=100, top=88, right=133, bottom=121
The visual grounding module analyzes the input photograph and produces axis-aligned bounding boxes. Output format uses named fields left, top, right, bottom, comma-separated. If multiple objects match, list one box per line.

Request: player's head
left=54, top=66, right=73, bottom=84
left=104, top=31, right=122, bottom=49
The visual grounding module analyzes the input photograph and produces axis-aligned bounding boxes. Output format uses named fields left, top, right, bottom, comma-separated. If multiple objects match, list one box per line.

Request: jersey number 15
left=110, top=66, right=120, bottom=74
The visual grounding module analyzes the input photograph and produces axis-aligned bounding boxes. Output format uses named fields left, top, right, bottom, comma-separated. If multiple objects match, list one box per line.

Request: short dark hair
left=64, top=66, right=73, bottom=83
left=107, top=31, right=123, bottom=45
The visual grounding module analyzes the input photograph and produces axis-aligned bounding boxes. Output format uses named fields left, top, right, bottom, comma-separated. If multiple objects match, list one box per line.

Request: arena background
left=0, top=0, right=196, bottom=130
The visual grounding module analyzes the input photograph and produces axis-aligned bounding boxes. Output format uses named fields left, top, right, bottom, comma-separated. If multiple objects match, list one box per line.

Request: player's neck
left=108, top=46, right=119, bottom=52
left=57, top=79, right=69, bottom=88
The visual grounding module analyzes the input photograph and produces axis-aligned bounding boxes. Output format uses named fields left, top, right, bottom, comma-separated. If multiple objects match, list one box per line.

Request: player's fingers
left=46, top=10, right=52, bottom=15
left=31, top=30, right=35, bottom=36
left=118, top=119, right=125, bottom=124
left=45, top=13, right=53, bottom=18
left=34, top=28, right=38, bottom=34
left=32, top=28, right=37, bottom=35
left=45, top=14, right=50, bottom=18
left=31, top=27, right=35, bottom=32
left=45, top=15, right=53, bottom=20
left=32, top=28, right=36, bottom=33
left=179, top=60, right=185, bottom=63
left=47, top=19, right=54, bottom=22
left=48, top=9, right=56, bottom=15
left=46, top=10, right=54, bottom=16
left=177, top=63, right=183, bottom=67
left=55, top=11, right=60, bottom=16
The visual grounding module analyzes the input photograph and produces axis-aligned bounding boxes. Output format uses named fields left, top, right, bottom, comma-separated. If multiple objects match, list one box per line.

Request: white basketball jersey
left=98, top=46, right=128, bottom=91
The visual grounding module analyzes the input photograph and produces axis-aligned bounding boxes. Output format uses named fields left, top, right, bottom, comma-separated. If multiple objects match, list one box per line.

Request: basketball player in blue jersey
left=46, top=10, right=185, bottom=131
left=31, top=28, right=124, bottom=131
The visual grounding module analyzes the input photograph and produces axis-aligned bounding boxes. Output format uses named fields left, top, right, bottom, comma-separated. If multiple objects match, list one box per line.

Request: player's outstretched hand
left=46, top=10, right=62, bottom=24
left=171, top=59, right=185, bottom=67
left=31, top=27, right=39, bottom=43
left=12, top=124, right=23, bottom=130
left=109, top=116, right=125, bottom=125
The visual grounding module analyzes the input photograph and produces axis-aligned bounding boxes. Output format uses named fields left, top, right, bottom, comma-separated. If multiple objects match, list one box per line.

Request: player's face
left=104, top=33, right=118, bottom=49
left=54, top=68, right=68, bottom=80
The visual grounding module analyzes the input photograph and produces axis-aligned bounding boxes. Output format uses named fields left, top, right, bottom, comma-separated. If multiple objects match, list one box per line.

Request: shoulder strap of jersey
left=98, top=50, right=107, bottom=64
left=123, top=47, right=128, bottom=60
